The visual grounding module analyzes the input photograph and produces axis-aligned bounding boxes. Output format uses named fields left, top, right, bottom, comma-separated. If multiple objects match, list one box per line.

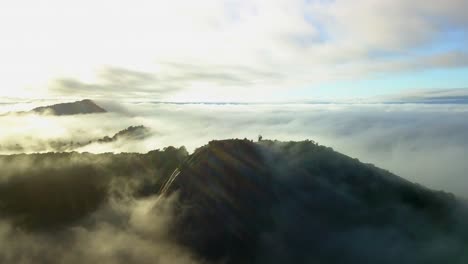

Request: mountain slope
left=164, top=139, right=468, bottom=264
left=30, top=99, right=106, bottom=115
left=97, top=125, right=151, bottom=143
left=0, top=125, right=151, bottom=153
left=0, top=146, right=188, bottom=229
left=0, top=139, right=467, bottom=263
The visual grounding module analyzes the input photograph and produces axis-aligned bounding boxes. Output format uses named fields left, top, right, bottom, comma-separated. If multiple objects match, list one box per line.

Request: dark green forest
left=0, top=139, right=467, bottom=264
left=0, top=146, right=187, bottom=229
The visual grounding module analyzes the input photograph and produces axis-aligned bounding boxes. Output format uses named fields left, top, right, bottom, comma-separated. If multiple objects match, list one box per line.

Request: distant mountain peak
left=31, top=99, right=106, bottom=116
left=97, top=125, right=151, bottom=143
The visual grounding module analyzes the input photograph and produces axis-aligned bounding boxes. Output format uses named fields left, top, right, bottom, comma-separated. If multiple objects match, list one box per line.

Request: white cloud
left=1, top=101, right=468, bottom=197
left=0, top=0, right=467, bottom=100
left=0, top=194, right=202, bottom=264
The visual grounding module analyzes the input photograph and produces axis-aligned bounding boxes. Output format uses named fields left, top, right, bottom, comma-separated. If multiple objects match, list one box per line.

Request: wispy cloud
left=1, top=0, right=467, bottom=99
left=1, top=101, right=468, bottom=197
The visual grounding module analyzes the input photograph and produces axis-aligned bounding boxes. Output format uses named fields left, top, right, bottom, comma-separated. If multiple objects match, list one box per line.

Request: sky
left=1, top=0, right=467, bottom=195
left=1, top=0, right=467, bottom=101
left=2, top=2, right=468, bottom=261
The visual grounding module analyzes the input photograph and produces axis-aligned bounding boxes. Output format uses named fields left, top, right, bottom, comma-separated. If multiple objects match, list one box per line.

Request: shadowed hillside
left=0, top=146, right=188, bottom=229
left=30, top=99, right=107, bottom=115
left=97, top=125, right=151, bottom=143
left=0, top=125, right=152, bottom=153
left=165, top=139, right=468, bottom=264
left=0, top=139, right=467, bottom=263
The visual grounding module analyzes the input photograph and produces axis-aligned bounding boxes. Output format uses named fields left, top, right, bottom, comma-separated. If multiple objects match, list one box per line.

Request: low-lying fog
left=1, top=101, right=467, bottom=197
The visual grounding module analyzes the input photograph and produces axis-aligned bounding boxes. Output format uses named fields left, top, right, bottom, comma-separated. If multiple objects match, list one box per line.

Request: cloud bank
left=0, top=101, right=467, bottom=197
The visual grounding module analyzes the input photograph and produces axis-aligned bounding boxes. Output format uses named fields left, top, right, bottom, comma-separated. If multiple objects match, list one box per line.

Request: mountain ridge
left=0, top=125, right=150, bottom=153
left=30, top=99, right=106, bottom=115
left=164, top=139, right=468, bottom=263
left=0, top=139, right=467, bottom=263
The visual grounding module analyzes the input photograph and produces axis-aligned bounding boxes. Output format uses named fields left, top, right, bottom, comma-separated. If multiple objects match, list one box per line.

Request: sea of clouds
left=0, top=101, right=467, bottom=197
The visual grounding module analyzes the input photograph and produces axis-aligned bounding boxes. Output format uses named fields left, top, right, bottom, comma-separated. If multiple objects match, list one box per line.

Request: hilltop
left=165, top=139, right=468, bottom=263
left=0, top=139, right=467, bottom=263
left=30, top=99, right=106, bottom=115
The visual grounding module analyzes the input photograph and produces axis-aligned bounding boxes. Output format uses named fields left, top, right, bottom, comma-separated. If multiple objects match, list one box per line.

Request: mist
left=0, top=194, right=203, bottom=264
left=0, top=101, right=467, bottom=197
left=0, top=115, right=467, bottom=263
left=0, top=148, right=201, bottom=264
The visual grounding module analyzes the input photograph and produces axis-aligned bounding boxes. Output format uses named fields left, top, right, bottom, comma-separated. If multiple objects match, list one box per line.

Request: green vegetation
left=0, top=146, right=188, bottom=229
left=0, top=139, right=467, bottom=263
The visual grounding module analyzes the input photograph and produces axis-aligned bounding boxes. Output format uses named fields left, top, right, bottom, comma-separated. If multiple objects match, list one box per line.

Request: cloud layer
left=1, top=137, right=467, bottom=263
left=1, top=101, right=467, bottom=197
left=0, top=195, right=202, bottom=264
